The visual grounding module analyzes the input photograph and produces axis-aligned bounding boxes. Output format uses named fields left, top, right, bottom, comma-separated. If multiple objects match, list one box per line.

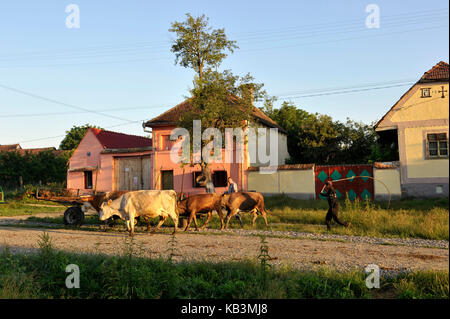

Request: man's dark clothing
left=321, top=186, right=348, bottom=230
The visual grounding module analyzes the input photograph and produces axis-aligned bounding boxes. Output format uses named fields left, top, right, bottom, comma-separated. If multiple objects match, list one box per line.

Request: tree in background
left=0, top=150, right=67, bottom=188
left=169, top=14, right=266, bottom=189
left=262, top=101, right=391, bottom=165
left=170, top=13, right=238, bottom=85
left=59, top=124, right=102, bottom=151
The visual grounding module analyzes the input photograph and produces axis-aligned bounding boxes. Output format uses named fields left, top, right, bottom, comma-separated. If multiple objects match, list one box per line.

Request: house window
left=161, top=135, right=174, bottom=151
left=213, top=171, right=228, bottom=187
left=421, top=88, right=431, bottom=98
left=427, top=133, right=448, bottom=158
left=84, top=171, right=93, bottom=189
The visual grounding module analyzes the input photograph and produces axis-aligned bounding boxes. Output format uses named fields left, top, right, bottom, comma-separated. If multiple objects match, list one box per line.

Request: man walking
left=320, top=181, right=350, bottom=230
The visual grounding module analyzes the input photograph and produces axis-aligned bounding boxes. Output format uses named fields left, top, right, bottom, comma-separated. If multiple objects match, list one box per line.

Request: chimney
left=240, top=83, right=254, bottom=105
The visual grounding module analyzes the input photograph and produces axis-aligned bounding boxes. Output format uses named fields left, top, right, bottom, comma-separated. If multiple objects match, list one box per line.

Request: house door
left=114, top=156, right=151, bottom=191
left=161, top=170, right=174, bottom=190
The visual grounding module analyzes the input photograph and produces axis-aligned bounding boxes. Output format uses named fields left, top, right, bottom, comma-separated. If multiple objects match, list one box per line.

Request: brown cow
left=220, top=191, right=269, bottom=229
left=83, top=191, right=128, bottom=212
left=177, top=193, right=224, bottom=231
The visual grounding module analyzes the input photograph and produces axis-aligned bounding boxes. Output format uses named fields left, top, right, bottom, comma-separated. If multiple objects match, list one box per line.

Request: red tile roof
left=89, top=128, right=152, bottom=149
left=17, top=147, right=56, bottom=155
left=248, top=164, right=314, bottom=171
left=144, top=98, right=288, bottom=134
left=0, top=144, right=21, bottom=151
left=419, top=61, right=449, bottom=82
left=0, top=144, right=65, bottom=156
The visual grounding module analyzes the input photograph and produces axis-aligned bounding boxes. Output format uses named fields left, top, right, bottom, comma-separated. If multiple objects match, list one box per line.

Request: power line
left=0, top=9, right=447, bottom=68
left=274, top=79, right=417, bottom=97
left=0, top=104, right=175, bottom=119
left=1, top=8, right=445, bottom=61
left=0, top=83, right=135, bottom=123
left=278, top=83, right=415, bottom=100
left=2, top=22, right=446, bottom=69
left=15, top=120, right=146, bottom=144
left=9, top=80, right=419, bottom=145
left=240, top=23, right=447, bottom=53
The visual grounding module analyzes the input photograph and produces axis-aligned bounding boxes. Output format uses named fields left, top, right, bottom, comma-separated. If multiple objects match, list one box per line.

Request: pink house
left=67, top=99, right=289, bottom=195
left=67, top=128, right=152, bottom=194
left=142, top=99, right=289, bottom=195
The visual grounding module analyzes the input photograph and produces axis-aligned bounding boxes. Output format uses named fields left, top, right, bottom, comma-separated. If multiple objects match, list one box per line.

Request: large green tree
left=59, top=124, right=102, bottom=151
left=169, top=13, right=238, bottom=85
left=0, top=150, right=68, bottom=188
left=169, top=14, right=265, bottom=188
left=262, top=101, right=386, bottom=164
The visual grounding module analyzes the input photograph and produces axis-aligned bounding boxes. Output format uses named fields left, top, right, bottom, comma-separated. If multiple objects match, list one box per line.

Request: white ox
left=99, top=190, right=179, bottom=236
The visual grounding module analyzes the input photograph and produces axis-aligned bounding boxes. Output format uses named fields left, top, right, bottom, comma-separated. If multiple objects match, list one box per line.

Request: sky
left=0, top=0, right=448, bottom=149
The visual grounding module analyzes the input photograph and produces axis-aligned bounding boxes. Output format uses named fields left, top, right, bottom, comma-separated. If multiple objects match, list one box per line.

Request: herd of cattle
left=82, top=190, right=270, bottom=236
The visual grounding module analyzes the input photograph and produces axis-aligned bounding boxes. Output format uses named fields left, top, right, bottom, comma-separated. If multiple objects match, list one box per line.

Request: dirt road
left=0, top=224, right=448, bottom=273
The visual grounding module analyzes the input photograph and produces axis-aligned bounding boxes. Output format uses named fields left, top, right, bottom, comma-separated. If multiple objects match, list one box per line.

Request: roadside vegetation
left=0, top=233, right=447, bottom=299
left=1, top=194, right=448, bottom=240
left=0, top=199, right=63, bottom=217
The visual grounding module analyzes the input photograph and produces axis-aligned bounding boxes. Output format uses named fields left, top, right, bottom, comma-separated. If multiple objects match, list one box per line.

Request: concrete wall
left=152, top=125, right=242, bottom=195
left=249, top=165, right=402, bottom=201
left=247, top=123, right=290, bottom=167
left=248, top=168, right=315, bottom=199
left=67, top=130, right=152, bottom=193
left=373, top=167, right=402, bottom=200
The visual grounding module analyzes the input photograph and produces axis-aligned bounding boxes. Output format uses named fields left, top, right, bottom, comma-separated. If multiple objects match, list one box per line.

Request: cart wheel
left=63, top=206, right=85, bottom=226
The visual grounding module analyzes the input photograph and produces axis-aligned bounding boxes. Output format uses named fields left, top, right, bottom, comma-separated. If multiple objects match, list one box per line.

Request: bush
left=0, top=150, right=68, bottom=189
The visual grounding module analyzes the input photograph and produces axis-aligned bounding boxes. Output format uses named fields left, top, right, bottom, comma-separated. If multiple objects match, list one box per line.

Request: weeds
left=0, top=239, right=448, bottom=299
left=257, top=235, right=272, bottom=272
left=166, top=233, right=179, bottom=262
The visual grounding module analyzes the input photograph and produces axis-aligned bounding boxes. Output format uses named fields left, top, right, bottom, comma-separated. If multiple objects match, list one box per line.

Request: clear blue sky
left=0, top=0, right=448, bottom=148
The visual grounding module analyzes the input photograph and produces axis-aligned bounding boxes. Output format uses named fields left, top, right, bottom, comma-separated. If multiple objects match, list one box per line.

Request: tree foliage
left=169, top=13, right=238, bottom=83
left=59, top=124, right=102, bottom=151
left=0, top=150, right=69, bottom=188
left=178, top=69, right=266, bottom=141
left=169, top=14, right=267, bottom=170
left=262, top=101, right=396, bottom=164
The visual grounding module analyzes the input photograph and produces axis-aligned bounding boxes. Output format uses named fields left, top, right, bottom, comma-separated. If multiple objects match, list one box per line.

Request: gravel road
left=0, top=222, right=448, bottom=274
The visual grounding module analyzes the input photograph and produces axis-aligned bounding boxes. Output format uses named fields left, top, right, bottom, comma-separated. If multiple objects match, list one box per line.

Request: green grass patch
left=3, top=196, right=449, bottom=241
left=0, top=200, right=64, bottom=217
left=0, top=234, right=447, bottom=299
left=258, top=195, right=449, bottom=240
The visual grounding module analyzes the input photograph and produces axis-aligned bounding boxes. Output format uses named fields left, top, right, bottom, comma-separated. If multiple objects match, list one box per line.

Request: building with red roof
left=67, top=92, right=289, bottom=194
left=67, top=128, right=153, bottom=193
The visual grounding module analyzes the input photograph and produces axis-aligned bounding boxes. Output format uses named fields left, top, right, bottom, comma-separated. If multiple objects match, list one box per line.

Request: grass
left=1, top=196, right=449, bottom=241
left=254, top=196, right=448, bottom=240
left=168, top=195, right=448, bottom=240
left=0, top=199, right=64, bottom=217
left=0, top=233, right=447, bottom=299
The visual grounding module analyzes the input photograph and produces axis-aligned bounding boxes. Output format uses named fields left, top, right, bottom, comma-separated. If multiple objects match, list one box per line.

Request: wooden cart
left=35, top=188, right=93, bottom=226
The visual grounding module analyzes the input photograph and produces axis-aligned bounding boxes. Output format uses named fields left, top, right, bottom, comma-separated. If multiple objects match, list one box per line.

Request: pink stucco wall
left=67, top=126, right=249, bottom=195
left=67, top=130, right=153, bottom=193
left=151, top=125, right=248, bottom=195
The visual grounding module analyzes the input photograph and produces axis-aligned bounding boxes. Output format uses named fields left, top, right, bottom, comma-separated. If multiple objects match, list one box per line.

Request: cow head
left=81, top=202, right=95, bottom=213
left=99, top=199, right=115, bottom=221
left=176, top=198, right=188, bottom=217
